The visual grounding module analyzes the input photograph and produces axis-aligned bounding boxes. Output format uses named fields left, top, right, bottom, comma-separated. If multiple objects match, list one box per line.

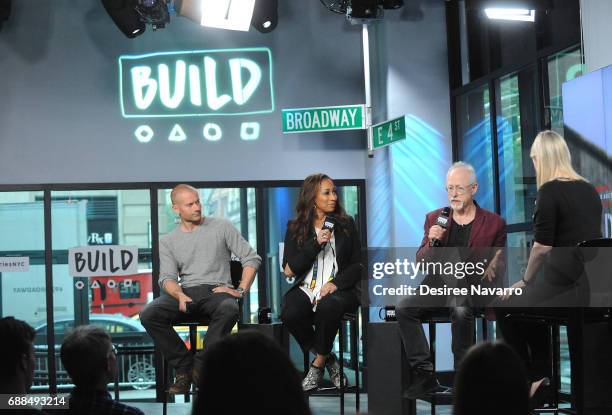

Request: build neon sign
left=119, top=47, right=274, bottom=142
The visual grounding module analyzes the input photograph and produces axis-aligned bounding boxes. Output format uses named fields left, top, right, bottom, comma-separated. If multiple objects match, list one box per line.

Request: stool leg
left=339, top=321, right=345, bottom=415
left=162, top=357, right=168, bottom=415
left=186, top=325, right=198, bottom=402
left=351, top=318, right=359, bottom=413
left=429, top=323, right=436, bottom=415
left=303, top=349, right=310, bottom=403
left=570, top=311, right=585, bottom=414
left=553, top=324, right=561, bottom=410
left=482, top=316, right=488, bottom=341
left=409, top=398, right=417, bottom=415
left=304, top=349, right=310, bottom=377
left=114, top=367, right=120, bottom=400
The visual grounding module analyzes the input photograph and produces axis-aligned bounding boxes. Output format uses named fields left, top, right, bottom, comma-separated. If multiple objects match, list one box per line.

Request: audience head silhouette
left=454, top=341, right=529, bottom=415
left=193, top=330, right=311, bottom=415
left=60, top=325, right=118, bottom=390
left=0, top=316, right=36, bottom=394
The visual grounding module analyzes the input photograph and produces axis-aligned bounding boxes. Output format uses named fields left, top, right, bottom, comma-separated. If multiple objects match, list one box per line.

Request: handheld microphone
left=320, top=215, right=337, bottom=248
left=429, top=207, right=450, bottom=247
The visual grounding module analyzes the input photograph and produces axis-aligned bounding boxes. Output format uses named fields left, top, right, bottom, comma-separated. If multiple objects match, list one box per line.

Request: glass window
left=547, top=46, right=584, bottom=133
left=0, top=192, right=49, bottom=391
left=456, top=84, right=496, bottom=211
left=463, top=3, right=580, bottom=81
left=49, top=189, right=153, bottom=395
left=495, top=71, right=538, bottom=225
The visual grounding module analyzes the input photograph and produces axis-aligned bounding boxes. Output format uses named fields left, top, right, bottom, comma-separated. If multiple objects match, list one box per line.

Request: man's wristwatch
left=236, top=287, right=245, bottom=297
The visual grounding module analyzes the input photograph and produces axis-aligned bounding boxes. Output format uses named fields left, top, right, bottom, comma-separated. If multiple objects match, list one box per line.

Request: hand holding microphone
left=428, top=225, right=446, bottom=245
left=429, top=207, right=450, bottom=247
left=317, top=229, right=332, bottom=245
left=317, top=215, right=337, bottom=247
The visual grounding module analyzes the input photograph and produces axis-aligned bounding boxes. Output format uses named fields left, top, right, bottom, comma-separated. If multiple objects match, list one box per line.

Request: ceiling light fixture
left=484, top=7, right=535, bottom=22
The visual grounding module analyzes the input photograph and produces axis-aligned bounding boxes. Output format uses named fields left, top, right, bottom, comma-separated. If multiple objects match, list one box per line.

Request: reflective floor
left=128, top=395, right=370, bottom=415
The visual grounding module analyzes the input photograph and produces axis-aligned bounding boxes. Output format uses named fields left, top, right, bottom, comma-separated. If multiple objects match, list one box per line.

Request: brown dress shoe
left=168, top=371, right=192, bottom=395
left=192, top=365, right=201, bottom=387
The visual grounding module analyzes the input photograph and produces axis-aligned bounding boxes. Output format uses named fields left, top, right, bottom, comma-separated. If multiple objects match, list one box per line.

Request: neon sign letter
left=131, top=67, right=157, bottom=110
left=158, top=60, right=186, bottom=109
left=120, top=48, right=274, bottom=118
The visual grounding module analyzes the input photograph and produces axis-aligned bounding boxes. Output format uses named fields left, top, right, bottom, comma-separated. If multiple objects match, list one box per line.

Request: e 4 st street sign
left=282, top=104, right=365, bottom=133
left=372, top=116, right=406, bottom=149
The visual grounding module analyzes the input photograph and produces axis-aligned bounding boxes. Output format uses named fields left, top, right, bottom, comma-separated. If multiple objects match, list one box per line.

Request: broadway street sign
left=281, top=104, right=366, bottom=133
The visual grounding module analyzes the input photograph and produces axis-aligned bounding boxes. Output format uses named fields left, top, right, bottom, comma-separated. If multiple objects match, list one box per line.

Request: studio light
left=382, top=0, right=403, bottom=10
left=476, top=0, right=552, bottom=22
left=484, top=8, right=535, bottom=21
left=0, top=0, right=10, bottom=32
left=320, top=0, right=403, bottom=20
left=101, top=0, right=172, bottom=38
left=176, top=0, right=256, bottom=32
left=348, top=0, right=381, bottom=20
left=134, top=0, right=170, bottom=30
left=101, top=0, right=146, bottom=38
left=319, top=0, right=350, bottom=15
left=252, top=0, right=278, bottom=33
left=201, top=0, right=256, bottom=32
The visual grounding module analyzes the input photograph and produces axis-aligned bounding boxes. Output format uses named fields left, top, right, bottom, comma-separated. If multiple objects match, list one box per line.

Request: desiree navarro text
left=372, top=284, right=523, bottom=297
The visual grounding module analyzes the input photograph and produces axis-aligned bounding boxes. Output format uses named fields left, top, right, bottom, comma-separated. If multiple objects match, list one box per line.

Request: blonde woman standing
left=496, top=130, right=603, bottom=408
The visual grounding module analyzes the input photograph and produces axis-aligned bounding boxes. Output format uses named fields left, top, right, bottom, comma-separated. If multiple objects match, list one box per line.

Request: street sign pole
left=362, top=23, right=374, bottom=157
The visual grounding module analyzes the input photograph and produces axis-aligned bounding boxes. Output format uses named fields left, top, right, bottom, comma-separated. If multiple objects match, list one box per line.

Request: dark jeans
left=396, top=274, right=475, bottom=371
left=140, top=285, right=239, bottom=372
left=280, top=287, right=359, bottom=356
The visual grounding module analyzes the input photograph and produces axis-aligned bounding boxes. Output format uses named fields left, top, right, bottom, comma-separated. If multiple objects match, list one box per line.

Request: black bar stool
left=160, top=260, right=243, bottom=415
left=162, top=320, right=207, bottom=415
left=405, top=309, right=490, bottom=415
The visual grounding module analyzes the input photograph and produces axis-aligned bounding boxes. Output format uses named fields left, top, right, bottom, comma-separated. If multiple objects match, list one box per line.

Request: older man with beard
left=396, top=162, right=507, bottom=398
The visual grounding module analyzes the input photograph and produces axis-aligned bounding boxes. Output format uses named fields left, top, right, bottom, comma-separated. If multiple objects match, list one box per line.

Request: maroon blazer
left=416, top=203, right=507, bottom=275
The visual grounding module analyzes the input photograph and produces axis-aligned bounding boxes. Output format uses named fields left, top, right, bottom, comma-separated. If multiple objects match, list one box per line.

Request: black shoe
left=530, top=377, right=553, bottom=410
left=192, top=365, right=201, bottom=388
left=403, top=368, right=441, bottom=399
left=168, top=371, right=192, bottom=395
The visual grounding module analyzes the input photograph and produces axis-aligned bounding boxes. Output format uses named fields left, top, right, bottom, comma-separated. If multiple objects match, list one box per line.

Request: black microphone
left=429, top=207, right=450, bottom=247
left=320, top=215, right=337, bottom=248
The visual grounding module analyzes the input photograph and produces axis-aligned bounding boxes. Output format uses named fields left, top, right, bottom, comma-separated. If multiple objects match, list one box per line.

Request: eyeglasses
left=445, top=184, right=474, bottom=195
left=109, top=344, right=118, bottom=357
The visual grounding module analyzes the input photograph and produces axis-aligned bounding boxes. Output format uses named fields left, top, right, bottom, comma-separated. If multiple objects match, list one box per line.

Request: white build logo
left=119, top=48, right=274, bottom=143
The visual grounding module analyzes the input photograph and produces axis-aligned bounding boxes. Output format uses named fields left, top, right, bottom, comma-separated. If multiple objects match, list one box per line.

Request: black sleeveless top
left=533, top=179, right=602, bottom=247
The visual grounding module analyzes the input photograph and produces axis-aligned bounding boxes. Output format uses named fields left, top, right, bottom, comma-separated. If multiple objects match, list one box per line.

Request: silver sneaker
left=302, top=364, right=324, bottom=391
left=325, top=352, right=348, bottom=389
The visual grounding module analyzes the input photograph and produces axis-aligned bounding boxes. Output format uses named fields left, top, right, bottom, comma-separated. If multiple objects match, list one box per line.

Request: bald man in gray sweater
left=140, top=184, right=261, bottom=394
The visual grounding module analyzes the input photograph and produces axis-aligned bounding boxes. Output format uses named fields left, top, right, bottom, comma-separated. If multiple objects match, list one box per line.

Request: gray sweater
left=158, top=216, right=261, bottom=289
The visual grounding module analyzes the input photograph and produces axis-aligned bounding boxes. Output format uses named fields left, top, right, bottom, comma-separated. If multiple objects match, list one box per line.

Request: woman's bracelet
left=521, top=276, right=532, bottom=285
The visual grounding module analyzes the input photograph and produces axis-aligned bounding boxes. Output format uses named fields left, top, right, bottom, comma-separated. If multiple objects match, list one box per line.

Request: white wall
left=581, top=0, right=612, bottom=73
